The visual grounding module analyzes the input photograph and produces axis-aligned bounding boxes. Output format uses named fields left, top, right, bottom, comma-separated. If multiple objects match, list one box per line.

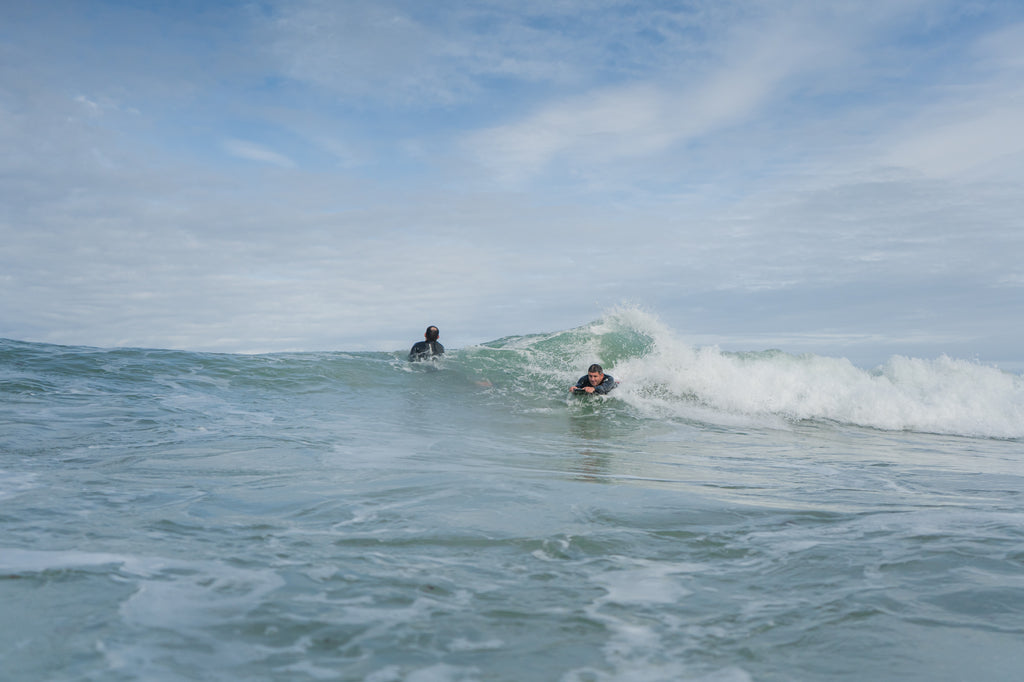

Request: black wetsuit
left=409, top=340, right=444, bottom=361
left=573, top=373, right=616, bottom=394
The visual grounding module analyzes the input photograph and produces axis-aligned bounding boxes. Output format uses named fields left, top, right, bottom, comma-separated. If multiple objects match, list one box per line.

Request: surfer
left=570, top=364, right=616, bottom=395
left=409, top=325, right=445, bottom=361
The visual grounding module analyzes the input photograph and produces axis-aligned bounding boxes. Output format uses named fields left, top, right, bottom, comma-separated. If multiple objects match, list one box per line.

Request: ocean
left=2, top=309, right=1022, bottom=681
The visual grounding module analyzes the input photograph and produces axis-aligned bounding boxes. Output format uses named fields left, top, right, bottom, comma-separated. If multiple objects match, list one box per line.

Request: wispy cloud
left=881, top=20, right=1024, bottom=179
left=456, top=3, right=897, bottom=186
left=223, top=139, right=296, bottom=168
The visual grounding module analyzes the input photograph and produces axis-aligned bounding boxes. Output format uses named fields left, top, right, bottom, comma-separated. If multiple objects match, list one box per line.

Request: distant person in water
left=570, top=363, right=616, bottom=394
left=409, top=325, right=445, bottom=361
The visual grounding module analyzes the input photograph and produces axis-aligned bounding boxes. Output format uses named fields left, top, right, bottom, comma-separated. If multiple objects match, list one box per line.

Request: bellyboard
left=569, top=382, right=620, bottom=397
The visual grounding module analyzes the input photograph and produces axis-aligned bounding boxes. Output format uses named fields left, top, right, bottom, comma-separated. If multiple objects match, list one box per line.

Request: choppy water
left=2, top=310, right=1022, bottom=681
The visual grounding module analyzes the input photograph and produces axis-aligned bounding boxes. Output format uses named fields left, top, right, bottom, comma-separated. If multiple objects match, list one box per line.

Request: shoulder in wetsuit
left=573, top=373, right=616, bottom=394
left=409, top=340, right=444, bottom=362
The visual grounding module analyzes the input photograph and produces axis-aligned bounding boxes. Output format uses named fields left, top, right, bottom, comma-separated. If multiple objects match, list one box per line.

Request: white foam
left=573, top=557, right=704, bottom=680
left=366, top=666, right=405, bottom=682
left=447, top=637, right=505, bottom=652
left=0, top=471, right=39, bottom=500
left=600, top=310, right=1024, bottom=438
left=593, top=562, right=694, bottom=605
left=404, top=663, right=482, bottom=682
left=0, top=547, right=128, bottom=573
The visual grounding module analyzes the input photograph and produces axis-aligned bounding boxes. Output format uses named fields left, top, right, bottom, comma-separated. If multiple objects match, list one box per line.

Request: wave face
left=3, top=308, right=1022, bottom=440
left=456, top=308, right=1024, bottom=439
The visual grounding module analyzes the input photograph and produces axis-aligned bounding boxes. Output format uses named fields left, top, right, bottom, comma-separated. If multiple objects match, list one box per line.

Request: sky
left=2, top=0, right=1022, bottom=365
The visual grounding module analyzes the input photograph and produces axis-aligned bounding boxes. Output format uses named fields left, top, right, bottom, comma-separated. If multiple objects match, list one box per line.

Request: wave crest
left=465, top=308, right=1024, bottom=439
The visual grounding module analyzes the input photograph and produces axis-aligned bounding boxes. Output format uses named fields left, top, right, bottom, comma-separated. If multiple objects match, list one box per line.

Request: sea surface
left=2, top=310, right=1023, bottom=681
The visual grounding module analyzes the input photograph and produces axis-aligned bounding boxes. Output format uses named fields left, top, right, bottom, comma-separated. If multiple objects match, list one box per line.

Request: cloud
left=973, top=21, right=1024, bottom=70
left=263, top=0, right=580, bottom=105
left=885, top=106, right=1024, bottom=178
left=222, top=139, right=296, bottom=168
left=462, top=84, right=667, bottom=182
left=880, top=21, right=1024, bottom=179
left=457, top=4, right=873, bottom=186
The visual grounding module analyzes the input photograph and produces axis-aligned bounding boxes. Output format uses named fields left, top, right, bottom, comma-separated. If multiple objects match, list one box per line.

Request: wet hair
left=588, top=364, right=603, bottom=374
left=425, top=326, right=440, bottom=341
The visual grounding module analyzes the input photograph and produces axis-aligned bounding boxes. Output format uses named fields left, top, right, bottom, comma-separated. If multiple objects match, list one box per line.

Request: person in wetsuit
left=409, top=325, right=445, bottom=361
left=570, top=363, right=616, bottom=395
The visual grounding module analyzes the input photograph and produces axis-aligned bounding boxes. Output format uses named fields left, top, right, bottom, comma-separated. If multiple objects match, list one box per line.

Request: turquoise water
left=2, top=311, right=1023, bottom=681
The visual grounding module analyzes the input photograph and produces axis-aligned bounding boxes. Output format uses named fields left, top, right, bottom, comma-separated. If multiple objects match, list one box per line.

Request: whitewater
left=2, top=309, right=1022, bottom=681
